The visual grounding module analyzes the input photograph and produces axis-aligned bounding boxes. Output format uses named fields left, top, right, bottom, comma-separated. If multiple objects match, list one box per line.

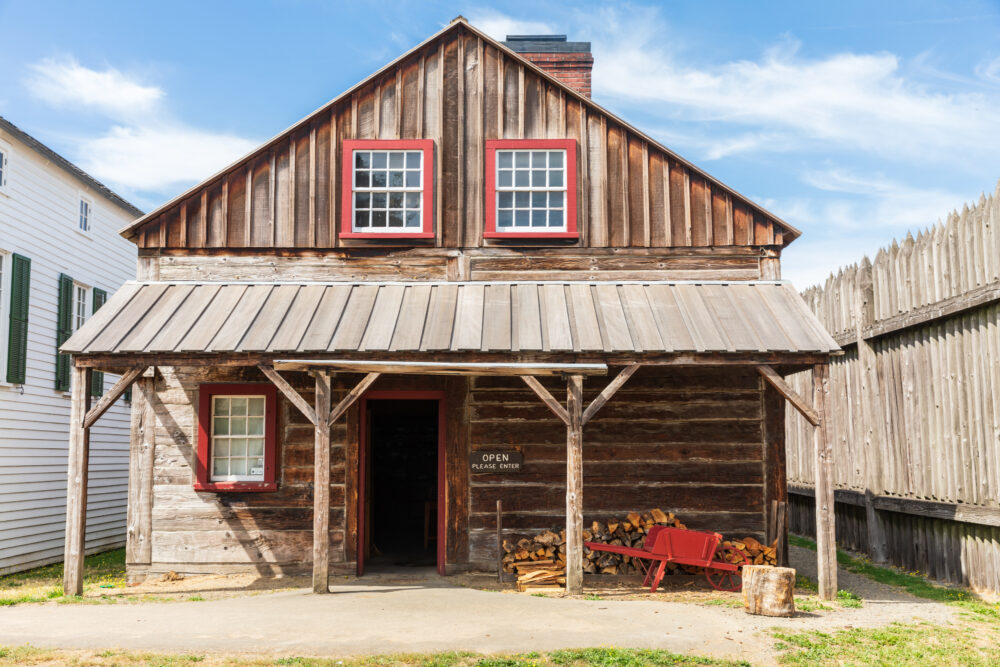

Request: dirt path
left=0, top=547, right=956, bottom=665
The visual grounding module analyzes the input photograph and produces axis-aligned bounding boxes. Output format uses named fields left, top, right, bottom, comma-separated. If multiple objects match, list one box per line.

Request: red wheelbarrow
left=584, top=525, right=748, bottom=592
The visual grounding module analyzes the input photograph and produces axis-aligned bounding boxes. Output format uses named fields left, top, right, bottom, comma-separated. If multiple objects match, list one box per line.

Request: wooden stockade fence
left=785, top=182, right=1000, bottom=594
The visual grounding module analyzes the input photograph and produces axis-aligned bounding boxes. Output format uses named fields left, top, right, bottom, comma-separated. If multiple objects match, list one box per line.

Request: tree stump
left=742, top=565, right=795, bottom=617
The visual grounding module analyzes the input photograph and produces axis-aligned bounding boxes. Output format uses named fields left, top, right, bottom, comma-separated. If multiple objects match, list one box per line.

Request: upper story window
left=78, top=197, right=91, bottom=232
left=195, top=383, right=277, bottom=492
left=340, top=139, right=435, bottom=240
left=0, top=148, right=8, bottom=192
left=73, top=283, right=89, bottom=331
left=485, top=139, right=578, bottom=239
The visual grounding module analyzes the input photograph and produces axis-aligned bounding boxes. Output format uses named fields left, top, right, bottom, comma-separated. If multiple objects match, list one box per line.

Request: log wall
left=786, top=184, right=1000, bottom=594
left=468, top=366, right=768, bottom=567
left=129, top=25, right=790, bottom=252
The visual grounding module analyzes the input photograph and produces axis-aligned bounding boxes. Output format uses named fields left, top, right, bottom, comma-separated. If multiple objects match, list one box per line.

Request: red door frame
left=358, top=390, right=447, bottom=576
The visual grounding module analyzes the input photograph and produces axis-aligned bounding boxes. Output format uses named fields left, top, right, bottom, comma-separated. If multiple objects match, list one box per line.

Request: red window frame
left=340, top=139, right=435, bottom=240
left=195, top=383, right=278, bottom=492
left=484, top=138, right=578, bottom=239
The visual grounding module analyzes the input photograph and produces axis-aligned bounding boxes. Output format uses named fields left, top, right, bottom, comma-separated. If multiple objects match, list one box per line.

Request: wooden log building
left=60, top=19, right=841, bottom=598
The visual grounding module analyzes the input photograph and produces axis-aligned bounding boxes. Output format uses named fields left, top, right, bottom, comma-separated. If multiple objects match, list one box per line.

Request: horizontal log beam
left=756, top=365, right=820, bottom=427
left=788, top=484, right=1000, bottom=528
left=72, top=351, right=834, bottom=370
left=277, top=360, right=608, bottom=376
left=83, top=365, right=146, bottom=429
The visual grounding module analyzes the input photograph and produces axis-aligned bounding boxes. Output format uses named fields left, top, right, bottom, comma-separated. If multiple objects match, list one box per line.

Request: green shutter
left=6, top=254, right=31, bottom=384
left=90, top=288, right=107, bottom=396
left=55, top=273, right=74, bottom=391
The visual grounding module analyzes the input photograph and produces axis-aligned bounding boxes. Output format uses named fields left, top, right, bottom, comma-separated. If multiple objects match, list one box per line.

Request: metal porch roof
left=61, top=281, right=839, bottom=356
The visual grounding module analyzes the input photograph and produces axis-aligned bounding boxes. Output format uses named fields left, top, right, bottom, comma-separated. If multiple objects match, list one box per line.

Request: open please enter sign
left=469, top=450, right=523, bottom=472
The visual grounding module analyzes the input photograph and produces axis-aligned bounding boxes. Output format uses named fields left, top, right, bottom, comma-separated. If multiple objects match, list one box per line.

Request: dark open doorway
left=360, top=396, right=443, bottom=574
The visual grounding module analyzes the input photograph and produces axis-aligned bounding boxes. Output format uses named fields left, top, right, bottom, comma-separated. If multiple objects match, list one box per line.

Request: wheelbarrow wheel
left=705, top=546, right=748, bottom=592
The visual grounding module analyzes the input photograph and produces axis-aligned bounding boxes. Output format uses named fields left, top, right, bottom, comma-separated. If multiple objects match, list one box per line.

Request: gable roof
left=119, top=17, right=799, bottom=245
left=0, top=116, right=143, bottom=218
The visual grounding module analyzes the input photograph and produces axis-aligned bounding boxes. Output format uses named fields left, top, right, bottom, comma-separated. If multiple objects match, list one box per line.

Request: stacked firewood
left=501, top=508, right=778, bottom=580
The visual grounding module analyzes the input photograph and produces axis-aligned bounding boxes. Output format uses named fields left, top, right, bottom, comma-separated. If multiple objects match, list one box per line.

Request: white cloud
left=569, top=8, right=1000, bottom=168
left=465, top=10, right=553, bottom=42
left=78, top=125, right=257, bottom=191
left=25, top=56, right=256, bottom=197
left=26, top=56, right=164, bottom=119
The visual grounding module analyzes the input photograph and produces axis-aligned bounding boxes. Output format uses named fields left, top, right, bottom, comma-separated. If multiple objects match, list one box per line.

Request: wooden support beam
left=275, top=359, right=608, bottom=376
left=565, top=374, right=584, bottom=595
left=756, top=365, right=821, bottom=427
left=312, top=370, right=379, bottom=593
left=83, top=365, right=146, bottom=429
left=126, top=372, right=155, bottom=570
left=520, top=376, right=569, bottom=425
left=312, top=371, right=332, bottom=594
left=63, top=365, right=92, bottom=596
left=581, top=363, right=640, bottom=425
left=813, top=363, right=837, bottom=599
left=331, top=372, right=381, bottom=423
left=258, top=364, right=317, bottom=426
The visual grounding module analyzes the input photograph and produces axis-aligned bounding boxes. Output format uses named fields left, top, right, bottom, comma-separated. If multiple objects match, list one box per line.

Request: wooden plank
left=83, top=365, right=145, bottom=429
left=115, top=285, right=196, bottom=353
left=63, top=365, right=91, bottom=595
left=328, top=285, right=379, bottom=351
left=270, top=284, right=328, bottom=351
left=421, top=284, right=459, bottom=350
left=762, top=381, right=788, bottom=565
left=175, top=285, right=249, bottom=352
left=512, top=284, right=542, bottom=351
left=451, top=283, right=485, bottom=350
left=520, top=375, right=569, bottom=425
left=813, top=362, right=837, bottom=599
left=390, top=284, right=433, bottom=351
left=565, top=374, right=584, bottom=595
left=145, top=284, right=221, bottom=352
left=206, top=285, right=274, bottom=351
left=592, top=284, right=634, bottom=351
left=259, top=365, right=317, bottom=426
left=581, top=364, right=640, bottom=425
left=275, top=360, right=608, bottom=376
left=297, top=285, right=350, bottom=351
left=481, top=284, right=512, bottom=351
left=757, top=365, right=821, bottom=426
left=618, top=284, right=663, bottom=351
left=539, top=284, right=573, bottom=351
left=126, top=374, right=155, bottom=566
left=312, top=371, right=331, bottom=593
left=566, top=283, right=603, bottom=351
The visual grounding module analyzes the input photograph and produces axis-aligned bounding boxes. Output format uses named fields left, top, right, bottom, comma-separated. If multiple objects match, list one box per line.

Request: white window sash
left=350, top=149, right=424, bottom=233
left=493, top=149, right=568, bottom=232
left=209, top=394, right=268, bottom=482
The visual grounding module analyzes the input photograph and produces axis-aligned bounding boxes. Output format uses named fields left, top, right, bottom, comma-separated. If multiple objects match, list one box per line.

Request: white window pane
left=405, top=211, right=421, bottom=227
left=406, top=152, right=421, bottom=168
left=214, top=397, right=230, bottom=415
left=549, top=170, right=564, bottom=187
left=498, top=170, right=513, bottom=188
left=214, top=439, right=230, bottom=458
left=514, top=152, right=529, bottom=168
left=498, top=151, right=513, bottom=169
left=230, top=438, right=247, bottom=456
left=549, top=209, right=564, bottom=227
left=355, top=151, right=370, bottom=169
left=212, top=458, right=228, bottom=477
left=213, top=417, right=229, bottom=435
left=549, top=151, right=563, bottom=168
left=531, top=151, right=547, bottom=167
left=230, top=398, right=247, bottom=416
left=231, top=418, right=247, bottom=436
left=248, top=397, right=265, bottom=416
left=248, top=438, right=264, bottom=457
left=371, top=152, right=387, bottom=169
left=230, top=459, right=247, bottom=476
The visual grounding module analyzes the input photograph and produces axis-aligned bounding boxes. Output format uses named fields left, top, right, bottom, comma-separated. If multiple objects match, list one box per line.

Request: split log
left=742, top=565, right=796, bottom=617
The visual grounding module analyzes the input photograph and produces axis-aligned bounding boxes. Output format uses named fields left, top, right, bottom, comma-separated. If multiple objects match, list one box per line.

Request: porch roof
left=61, top=280, right=839, bottom=357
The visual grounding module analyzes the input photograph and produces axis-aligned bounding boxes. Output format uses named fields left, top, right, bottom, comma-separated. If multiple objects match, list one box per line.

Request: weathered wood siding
left=130, top=26, right=789, bottom=253
left=143, top=366, right=348, bottom=576
left=467, top=366, right=766, bottom=566
left=785, top=185, right=1000, bottom=594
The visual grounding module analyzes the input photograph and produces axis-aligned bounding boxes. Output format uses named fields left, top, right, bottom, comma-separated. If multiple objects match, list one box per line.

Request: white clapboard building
left=0, top=116, right=141, bottom=573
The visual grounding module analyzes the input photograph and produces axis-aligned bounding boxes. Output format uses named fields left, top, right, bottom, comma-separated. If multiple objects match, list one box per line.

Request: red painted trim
left=358, top=390, right=447, bottom=576
left=484, top=138, right=579, bottom=240
left=340, top=139, right=435, bottom=240
left=195, top=383, right=278, bottom=493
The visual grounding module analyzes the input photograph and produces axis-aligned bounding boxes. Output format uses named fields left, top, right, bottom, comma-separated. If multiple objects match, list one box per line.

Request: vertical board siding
left=133, top=27, right=789, bottom=252
left=787, top=184, right=1000, bottom=593
left=467, top=367, right=765, bottom=565
left=0, top=127, right=138, bottom=574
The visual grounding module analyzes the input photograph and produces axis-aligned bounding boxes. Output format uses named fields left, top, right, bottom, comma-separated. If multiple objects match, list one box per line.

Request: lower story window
left=196, top=383, right=277, bottom=491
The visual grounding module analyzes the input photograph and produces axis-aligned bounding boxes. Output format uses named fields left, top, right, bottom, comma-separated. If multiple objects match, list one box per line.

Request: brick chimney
left=503, top=34, right=593, bottom=98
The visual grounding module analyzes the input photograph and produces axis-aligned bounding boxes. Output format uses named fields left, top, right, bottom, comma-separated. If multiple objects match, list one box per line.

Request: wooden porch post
left=565, top=374, right=584, bottom=595
left=813, top=362, right=837, bottom=599
left=313, top=371, right=332, bottom=593
left=64, top=364, right=92, bottom=596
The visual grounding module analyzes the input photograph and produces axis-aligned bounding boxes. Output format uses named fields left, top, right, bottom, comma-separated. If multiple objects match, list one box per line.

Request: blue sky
left=1, top=1, right=999, bottom=287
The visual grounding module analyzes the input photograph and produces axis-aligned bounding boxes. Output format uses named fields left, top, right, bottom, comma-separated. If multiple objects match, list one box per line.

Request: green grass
left=701, top=598, right=743, bottom=608
left=0, top=647, right=747, bottom=666
left=773, top=621, right=1000, bottom=666
left=835, top=589, right=862, bottom=608
left=789, top=533, right=1000, bottom=617
left=583, top=594, right=603, bottom=601
left=0, top=549, right=126, bottom=605
left=793, top=597, right=831, bottom=612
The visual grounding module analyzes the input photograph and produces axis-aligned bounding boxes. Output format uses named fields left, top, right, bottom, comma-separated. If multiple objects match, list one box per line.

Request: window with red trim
left=485, top=139, right=578, bottom=239
left=340, top=139, right=435, bottom=239
left=195, top=383, right=278, bottom=492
